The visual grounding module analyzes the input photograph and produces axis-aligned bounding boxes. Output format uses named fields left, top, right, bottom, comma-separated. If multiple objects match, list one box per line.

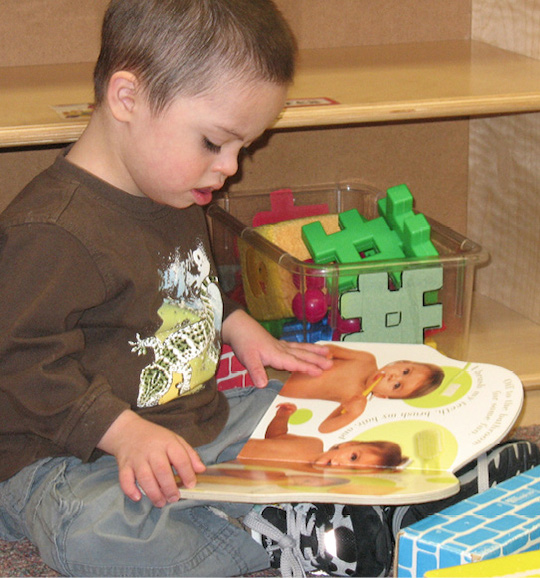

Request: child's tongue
left=192, top=188, right=213, bottom=205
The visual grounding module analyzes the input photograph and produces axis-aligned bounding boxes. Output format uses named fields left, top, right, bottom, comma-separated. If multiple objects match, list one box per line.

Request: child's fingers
left=182, top=442, right=206, bottom=474
left=118, top=465, right=142, bottom=503
left=284, top=340, right=331, bottom=356
left=275, top=342, right=333, bottom=374
left=169, top=440, right=206, bottom=492
left=243, top=359, right=269, bottom=388
left=277, top=402, right=296, bottom=410
left=282, top=341, right=333, bottom=365
left=131, top=462, right=168, bottom=508
left=277, top=403, right=297, bottom=415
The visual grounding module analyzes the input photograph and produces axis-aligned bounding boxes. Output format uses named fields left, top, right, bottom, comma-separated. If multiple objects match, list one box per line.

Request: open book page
left=180, top=342, right=523, bottom=505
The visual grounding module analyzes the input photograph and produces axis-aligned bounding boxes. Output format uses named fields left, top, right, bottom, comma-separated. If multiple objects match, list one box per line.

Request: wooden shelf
left=0, top=62, right=94, bottom=147
left=469, top=294, right=540, bottom=427
left=280, top=40, right=540, bottom=127
left=468, top=294, right=540, bottom=390
left=2, top=40, right=540, bottom=147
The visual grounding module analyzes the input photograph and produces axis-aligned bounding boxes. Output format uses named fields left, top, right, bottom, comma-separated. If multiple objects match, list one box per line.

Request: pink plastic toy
left=292, top=288, right=328, bottom=324
left=252, top=189, right=329, bottom=226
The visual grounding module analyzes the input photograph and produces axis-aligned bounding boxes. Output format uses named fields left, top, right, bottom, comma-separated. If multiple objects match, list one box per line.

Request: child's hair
left=358, top=441, right=405, bottom=468
left=93, top=0, right=297, bottom=114
left=407, top=362, right=445, bottom=398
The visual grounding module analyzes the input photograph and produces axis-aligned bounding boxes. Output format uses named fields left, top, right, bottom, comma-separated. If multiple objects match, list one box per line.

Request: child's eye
left=393, top=382, right=402, bottom=390
left=350, top=453, right=358, bottom=461
left=203, top=137, right=221, bottom=154
left=403, top=368, right=410, bottom=375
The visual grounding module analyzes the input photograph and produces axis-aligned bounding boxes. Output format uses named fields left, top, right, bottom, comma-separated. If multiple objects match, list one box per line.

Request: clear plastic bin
left=207, top=181, right=489, bottom=359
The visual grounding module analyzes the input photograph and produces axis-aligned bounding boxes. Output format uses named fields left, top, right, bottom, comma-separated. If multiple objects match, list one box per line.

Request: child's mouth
left=191, top=188, right=214, bottom=206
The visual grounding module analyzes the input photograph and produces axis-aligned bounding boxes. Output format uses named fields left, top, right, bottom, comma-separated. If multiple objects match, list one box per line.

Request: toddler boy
left=0, top=1, right=331, bottom=576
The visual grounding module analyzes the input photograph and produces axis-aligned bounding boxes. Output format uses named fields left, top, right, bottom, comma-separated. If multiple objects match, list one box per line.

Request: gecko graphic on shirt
left=130, top=242, right=223, bottom=408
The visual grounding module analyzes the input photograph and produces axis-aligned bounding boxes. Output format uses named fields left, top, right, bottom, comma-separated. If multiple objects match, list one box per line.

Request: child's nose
left=214, top=152, right=239, bottom=178
left=385, top=371, right=399, bottom=383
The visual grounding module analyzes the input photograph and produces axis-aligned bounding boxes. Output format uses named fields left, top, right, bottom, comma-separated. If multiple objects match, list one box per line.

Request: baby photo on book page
left=180, top=342, right=523, bottom=505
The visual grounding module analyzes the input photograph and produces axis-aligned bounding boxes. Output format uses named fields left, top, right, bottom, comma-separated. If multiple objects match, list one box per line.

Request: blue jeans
left=0, top=383, right=281, bottom=576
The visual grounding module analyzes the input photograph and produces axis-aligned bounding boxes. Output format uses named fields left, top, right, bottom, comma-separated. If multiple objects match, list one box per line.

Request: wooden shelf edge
left=275, top=96, right=540, bottom=129
left=0, top=123, right=86, bottom=148
left=4, top=95, right=540, bottom=148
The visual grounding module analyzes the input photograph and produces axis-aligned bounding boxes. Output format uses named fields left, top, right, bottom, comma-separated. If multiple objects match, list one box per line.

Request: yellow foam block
left=239, top=214, right=339, bottom=320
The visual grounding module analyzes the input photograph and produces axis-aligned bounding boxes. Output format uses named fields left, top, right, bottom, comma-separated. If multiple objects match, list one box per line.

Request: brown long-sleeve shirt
left=0, top=150, right=235, bottom=481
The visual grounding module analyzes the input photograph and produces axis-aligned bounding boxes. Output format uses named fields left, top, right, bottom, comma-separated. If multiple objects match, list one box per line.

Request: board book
left=180, top=342, right=523, bottom=505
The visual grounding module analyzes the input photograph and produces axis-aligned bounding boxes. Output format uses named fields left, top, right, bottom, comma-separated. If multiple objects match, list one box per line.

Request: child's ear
left=107, top=71, right=140, bottom=123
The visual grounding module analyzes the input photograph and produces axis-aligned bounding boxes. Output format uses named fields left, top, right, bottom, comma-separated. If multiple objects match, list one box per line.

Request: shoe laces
left=244, top=504, right=328, bottom=578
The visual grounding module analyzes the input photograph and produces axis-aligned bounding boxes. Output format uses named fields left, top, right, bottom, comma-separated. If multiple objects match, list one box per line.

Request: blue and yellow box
left=395, top=465, right=540, bottom=577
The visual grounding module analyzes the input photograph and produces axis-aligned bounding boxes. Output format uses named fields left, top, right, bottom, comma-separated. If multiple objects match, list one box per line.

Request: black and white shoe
left=244, top=502, right=393, bottom=577
left=391, top=439, right=540, bottom=538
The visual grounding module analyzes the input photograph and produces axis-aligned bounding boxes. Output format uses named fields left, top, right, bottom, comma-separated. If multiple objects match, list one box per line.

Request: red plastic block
left=252, top=189, right=329, bottom=226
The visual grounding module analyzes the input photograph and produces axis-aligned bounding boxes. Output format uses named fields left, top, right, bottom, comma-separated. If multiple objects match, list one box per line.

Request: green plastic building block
left=378, top=184, right=438, bottom=258
left=339, top=268, right=443, bottom=344
left=301, top=209, right=405, bottom=291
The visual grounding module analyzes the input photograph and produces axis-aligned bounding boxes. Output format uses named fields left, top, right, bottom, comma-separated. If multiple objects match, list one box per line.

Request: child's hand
left=276, top=402, right=297, bottom=416
left=97, top=410, right=205, bottom=508
left=222, top=310, right=333, bottom=388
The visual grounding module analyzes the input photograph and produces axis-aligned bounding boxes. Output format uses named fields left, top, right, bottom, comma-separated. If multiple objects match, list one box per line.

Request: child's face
left=372, top=361, right=432, bottom=399
left=117, top=78, right=287, bottom=208
left=314, top=442, right=385, bottom=470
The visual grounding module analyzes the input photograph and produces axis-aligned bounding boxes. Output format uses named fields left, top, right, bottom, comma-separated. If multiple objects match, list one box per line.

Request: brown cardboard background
left=276, top=0, right=471, bottom=48
left=0, top=0, right=109, bottom=67
left=0, top=0, right=471, bottom=66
